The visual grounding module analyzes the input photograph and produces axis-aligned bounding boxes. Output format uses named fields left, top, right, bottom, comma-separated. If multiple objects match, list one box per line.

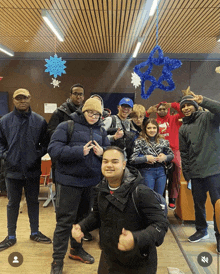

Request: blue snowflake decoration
left=133, top=45, right=182, bottom=99
left=45, top=54, right=66, bottom=78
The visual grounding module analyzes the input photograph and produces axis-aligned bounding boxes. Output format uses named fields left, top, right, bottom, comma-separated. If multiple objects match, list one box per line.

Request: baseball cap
left=119, top=97, right=133, bottom=108
left=13, top=89, right=30, bottom=98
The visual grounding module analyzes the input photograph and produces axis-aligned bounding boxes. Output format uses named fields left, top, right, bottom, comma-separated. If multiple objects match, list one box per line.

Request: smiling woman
left=129, top=118, right=174, bottom=195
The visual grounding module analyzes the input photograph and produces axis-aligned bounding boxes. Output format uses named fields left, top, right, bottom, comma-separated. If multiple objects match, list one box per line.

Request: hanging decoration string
left=156, top=2, right=159, bottom=45
left=55, top=36, right=57, bottom=55
left=131, top=0, right=182, bottom=99
left=45, top=35, right=66, bottom=88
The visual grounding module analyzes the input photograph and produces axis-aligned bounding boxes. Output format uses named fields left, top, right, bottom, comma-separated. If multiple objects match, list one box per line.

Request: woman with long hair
left=129, top=118, right=174, bottom=195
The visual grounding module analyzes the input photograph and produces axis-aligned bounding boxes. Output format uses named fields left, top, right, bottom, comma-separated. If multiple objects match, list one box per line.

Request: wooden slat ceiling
left=0, top=0, right=220, bottom=57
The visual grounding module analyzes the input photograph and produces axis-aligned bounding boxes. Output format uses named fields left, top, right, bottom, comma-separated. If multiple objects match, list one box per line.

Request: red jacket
left=146, top=102, right=184, bottom=150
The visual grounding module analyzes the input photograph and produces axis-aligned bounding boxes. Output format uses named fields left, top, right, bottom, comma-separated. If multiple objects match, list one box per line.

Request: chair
left=38, top=154, right=55, bottom=209
left=215, top=199, right=220, bottom=233
left=20, top=154, right=55, bottom=213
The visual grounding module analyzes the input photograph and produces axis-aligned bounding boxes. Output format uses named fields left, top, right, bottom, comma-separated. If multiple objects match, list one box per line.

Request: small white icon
left=13, top=256, right=19, bottom=264
left=201, top=256, right=208, bottom=264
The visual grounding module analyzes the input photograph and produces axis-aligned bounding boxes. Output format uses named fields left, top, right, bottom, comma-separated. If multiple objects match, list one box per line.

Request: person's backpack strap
left=132, top=185, right=168, bottom=217
left=111, top=115, right=117, bottom=128
left=67, top=120, right=74, bottom=144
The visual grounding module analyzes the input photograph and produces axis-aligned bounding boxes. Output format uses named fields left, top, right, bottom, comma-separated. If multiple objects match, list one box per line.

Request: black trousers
left=6, top=177, right=40, bottom=236
left=98, top=251, right=156, bottom=274
left=52, top=183, right=92, bottom=261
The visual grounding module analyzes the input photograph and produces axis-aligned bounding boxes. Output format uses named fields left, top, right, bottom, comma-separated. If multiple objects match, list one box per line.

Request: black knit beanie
left=180, top=95, right=199, bottom=111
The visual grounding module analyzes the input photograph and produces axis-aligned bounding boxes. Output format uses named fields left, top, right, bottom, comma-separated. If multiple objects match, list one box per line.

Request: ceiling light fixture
left=132, top=37, right=143, bottom=58
left=41, top=9, right=64, bottom=42
left=149, top=0, right=160, bottom=16
left=217, top=35, right=220, bottom=42
left=0, top=44, right=14, bottom=57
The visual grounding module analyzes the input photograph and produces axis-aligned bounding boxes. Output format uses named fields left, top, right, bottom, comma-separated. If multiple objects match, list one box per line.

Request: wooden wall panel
left=0, top=59, right=220, bottom=122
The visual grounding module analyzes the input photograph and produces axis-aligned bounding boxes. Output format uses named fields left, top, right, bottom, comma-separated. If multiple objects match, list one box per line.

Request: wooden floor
left=0, top=186, right=192, bottom=274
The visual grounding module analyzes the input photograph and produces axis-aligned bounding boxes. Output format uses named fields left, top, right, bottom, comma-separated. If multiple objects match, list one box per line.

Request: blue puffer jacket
left=0, top=107, right=48, bottom=179
left=48, top=110, right=110, bottom=187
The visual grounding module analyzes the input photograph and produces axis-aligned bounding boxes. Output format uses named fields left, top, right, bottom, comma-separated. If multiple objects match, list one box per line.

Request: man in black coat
left=47, top=83, right=84, bottom=138
left=179, top=92, right=220, bottom=251
left=72, top=146, right=169, bottom=274
left=0, top=88, right=51, bottom=252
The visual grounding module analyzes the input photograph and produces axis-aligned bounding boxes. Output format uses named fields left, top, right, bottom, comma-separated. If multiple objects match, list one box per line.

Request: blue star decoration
left=133, top=45, right=182, bottom=99
left=45, top=54, right=66, bottom=78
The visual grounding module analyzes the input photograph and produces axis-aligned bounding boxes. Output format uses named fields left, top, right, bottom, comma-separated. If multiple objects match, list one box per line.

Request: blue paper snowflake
left=133, top=45, right=182, bottom=99
left=45, top=54, right=66, bottom=78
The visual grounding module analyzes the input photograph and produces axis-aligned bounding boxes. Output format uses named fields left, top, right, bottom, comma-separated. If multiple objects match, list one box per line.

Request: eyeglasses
left=72, top=92, right=84, bottom=97
left=13, top=96, right=30, bottom=101
left=86, top=110, right=101, bottom=119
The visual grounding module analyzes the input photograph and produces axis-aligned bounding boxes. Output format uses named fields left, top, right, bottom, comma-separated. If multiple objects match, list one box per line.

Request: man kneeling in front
left=72, top=146, right=169, bottom=274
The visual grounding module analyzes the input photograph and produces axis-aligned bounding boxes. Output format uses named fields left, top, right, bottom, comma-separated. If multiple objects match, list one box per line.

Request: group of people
left=0, top=84, right=219, bottom=274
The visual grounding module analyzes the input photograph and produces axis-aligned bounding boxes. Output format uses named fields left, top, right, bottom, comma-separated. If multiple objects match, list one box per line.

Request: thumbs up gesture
left=118, top=228, right=135, bottom=251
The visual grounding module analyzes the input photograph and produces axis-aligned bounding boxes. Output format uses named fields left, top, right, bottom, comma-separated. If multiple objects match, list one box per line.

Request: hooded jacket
left=79, top=166, right=169, bottom=272
left=0, top=107, right=48, bottom=179
left=48, top=110, right=110, bottom=187
left=146, top=102, right=183, bottom=150
left=47, top=99, right=81, bottom=138
left=179, top=96, right=220, bottom=181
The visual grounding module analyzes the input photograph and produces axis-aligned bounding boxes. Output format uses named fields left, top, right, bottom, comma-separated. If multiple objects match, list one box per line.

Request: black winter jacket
left=179, top=96, right=220, bottom=181
left=47, top=99, right=81, bottom=139
left=79, top=166, right=169, bottom=272
left=0, top=107, right=48, bottom=179
left=48, top=110, right=110, bottom=187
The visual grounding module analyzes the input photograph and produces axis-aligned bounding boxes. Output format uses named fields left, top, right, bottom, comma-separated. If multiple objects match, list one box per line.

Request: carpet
left=169, top=212, right=220, bottom=274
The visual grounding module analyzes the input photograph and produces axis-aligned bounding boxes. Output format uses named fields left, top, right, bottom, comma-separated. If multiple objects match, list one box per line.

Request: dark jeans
left=191, top=173, right=220, bottom=236
left=53, top=183, right=92, bottom=261
left=140, top=166, right=166, bottom=195
left=6, top=177, right=40, bottom=236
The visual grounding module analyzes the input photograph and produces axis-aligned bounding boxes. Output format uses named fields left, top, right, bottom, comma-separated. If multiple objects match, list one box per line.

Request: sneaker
left=69, top=247, right=94, bottom=264
left=30, top=231, right=52, bottom=243
left=0, top=190, right=7, bottom=196
left=168, top=203, right=176, bottom=209
left=83, top=232, right=93, bottom=241
left=168, top=198, right=176, bottom=210
left=188, top=231, right=209, bottom=243
left=50, top=261, right=63, bottom=274
left=0, top=236, right=16, bottom=251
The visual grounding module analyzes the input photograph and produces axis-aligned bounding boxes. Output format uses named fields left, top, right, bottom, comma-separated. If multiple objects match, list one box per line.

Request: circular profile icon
left=8, top=252, right=23, bottom=267
left=197, top=252, right=212, bottom=267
